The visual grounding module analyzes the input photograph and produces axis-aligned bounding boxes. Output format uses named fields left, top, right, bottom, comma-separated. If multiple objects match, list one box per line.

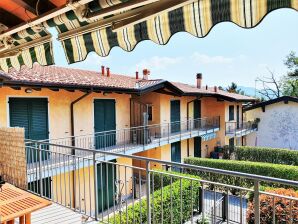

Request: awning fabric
left=0, top=0, right=297, bottom=71
left=51, top=0, right=298, bottom=64
left=0, top=28, right=54, bottom=72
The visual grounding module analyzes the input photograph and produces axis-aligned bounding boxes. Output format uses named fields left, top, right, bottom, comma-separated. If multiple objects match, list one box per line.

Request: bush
left=112, top=172, right=201, bottom=224
left=184, top=158, right=298, bottom=190
left=234, top=146, right=298, bottom=166
left=246, top=188, right=298, bottom=223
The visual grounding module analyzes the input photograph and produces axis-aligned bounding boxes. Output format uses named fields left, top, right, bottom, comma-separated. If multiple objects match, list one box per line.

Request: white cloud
left=191, top=52, right=234, bottom=64
left=135, top=56, right=183, bottom=71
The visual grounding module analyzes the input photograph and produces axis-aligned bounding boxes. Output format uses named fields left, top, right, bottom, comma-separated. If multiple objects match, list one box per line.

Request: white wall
left=245, top=101, right=298, bottom=150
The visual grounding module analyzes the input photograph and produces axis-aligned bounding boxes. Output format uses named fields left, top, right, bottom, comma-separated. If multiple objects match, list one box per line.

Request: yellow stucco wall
left=0, top=87, right=131, bottom=140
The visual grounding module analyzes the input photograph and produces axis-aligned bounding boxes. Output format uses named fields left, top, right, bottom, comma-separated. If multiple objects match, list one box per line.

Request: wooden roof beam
left=0, top=8, right=24, bottom=28
left=11, top=0, right=37, bottom=15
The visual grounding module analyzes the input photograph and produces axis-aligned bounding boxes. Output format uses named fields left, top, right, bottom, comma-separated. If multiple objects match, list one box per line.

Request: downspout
left=71, top=91, right=92, bottom=147
left=70, top=90, right=92, bottom=210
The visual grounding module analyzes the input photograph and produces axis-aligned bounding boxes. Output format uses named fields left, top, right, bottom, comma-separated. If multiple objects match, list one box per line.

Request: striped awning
left=0, top=0, right=297, bottom=71
left=51, top=0, right=298, bottom=64
left=0, top=28, right=54, bottom=72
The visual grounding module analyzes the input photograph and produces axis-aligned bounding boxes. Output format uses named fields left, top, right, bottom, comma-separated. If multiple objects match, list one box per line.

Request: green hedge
left=184, top=158, right=298, bottom=189
left=234, top=146, right=298, bottom=165
left=111, top=172, right=201, bottom=224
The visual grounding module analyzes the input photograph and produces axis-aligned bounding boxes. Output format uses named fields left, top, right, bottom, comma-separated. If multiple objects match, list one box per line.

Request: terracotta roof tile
left=1, top=64, right=163, bottom=91
left=171, top=82, right=256, bottom=101
left=0, top=64, right=256, bottom=102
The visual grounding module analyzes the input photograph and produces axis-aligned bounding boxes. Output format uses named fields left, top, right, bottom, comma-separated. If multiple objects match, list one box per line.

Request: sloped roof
left=244, top=96, right=298, bottom=111
left=171, top=82, right=256, bottom=102
left=0, top=64, right=165, bottom=93
left=0, top=64, right=256, bottom=102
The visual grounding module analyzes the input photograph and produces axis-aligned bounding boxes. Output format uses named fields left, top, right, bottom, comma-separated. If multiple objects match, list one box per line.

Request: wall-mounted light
left=25, top=88, right=33, bottom=94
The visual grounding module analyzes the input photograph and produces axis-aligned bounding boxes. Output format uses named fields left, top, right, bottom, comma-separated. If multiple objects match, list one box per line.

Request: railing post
left=254, top=180, right=260, bottom=224
left=222, top=192, right=229, bottom=221
left=38, top=143, right=43, bottom=197
left=199, top=187, right=203, bottom=214
left=146, top=161, right=151, bottom=224
left=93, top=152, right=98, bottom=221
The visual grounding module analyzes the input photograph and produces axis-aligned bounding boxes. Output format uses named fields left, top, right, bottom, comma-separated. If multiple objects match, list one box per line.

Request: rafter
left=11, top=0, right=37, bottom=15
left=0, top=8, right=24, bottom=28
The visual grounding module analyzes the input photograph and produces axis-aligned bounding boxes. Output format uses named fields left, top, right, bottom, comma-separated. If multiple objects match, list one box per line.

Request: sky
left=51, top=8, right=298, bottom=88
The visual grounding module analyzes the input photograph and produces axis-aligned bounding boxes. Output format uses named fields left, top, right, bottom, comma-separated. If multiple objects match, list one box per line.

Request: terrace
left=225, top=121, right=258, bottom=138
left=23, top=141, right=298, bottom=224
left=32, top=116, right=220, bottom=162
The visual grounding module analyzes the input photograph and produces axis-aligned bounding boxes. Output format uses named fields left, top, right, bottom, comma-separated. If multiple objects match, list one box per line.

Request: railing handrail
left=26, top=140, right=298, bottom=187
left=29, top=116, right=220, bottom=143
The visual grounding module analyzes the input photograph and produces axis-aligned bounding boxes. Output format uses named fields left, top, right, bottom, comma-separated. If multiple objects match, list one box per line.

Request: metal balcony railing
left=32, top=116, right=220, bottom=158
left=225, top=121, right=258, bottom=137
left=25, top=141, right=298, bottom=224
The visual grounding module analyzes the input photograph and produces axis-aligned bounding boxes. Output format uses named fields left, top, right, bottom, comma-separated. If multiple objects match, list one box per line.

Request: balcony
left=37, top=116, right=220, bottom=161
left=24, top=141, right=298, bottom=224
left=225, top=121, right=258, bottom=137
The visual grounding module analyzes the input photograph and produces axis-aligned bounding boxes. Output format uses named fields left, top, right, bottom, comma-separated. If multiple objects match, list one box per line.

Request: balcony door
left=193, top=100, right=202, bottom=157
left=194, top=137, right=202, bottom=157
left=236, top=105, right=240, bottom=129
left=9, top=98, right=49, bottom=163
left=171, top=142, right=181, bottom=171
left=170, top=100, right=180, bottom=133
left=97, top=161, right=116, bottom=213
left=94, top=99, right=116, bottom=149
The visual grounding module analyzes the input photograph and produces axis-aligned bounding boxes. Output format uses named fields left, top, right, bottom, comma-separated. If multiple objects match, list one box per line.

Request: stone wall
left=0, top=127, right=26, bottom=189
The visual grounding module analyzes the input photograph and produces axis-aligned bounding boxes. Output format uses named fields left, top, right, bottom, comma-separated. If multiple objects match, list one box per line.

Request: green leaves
left=111, top=172, right=201, bottom=224
left=184, top=157, right=298, bottom=189
left=234, top=146, right=298, bottom=166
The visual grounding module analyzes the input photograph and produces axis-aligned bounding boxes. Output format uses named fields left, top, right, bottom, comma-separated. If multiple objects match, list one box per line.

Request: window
left=148, top=105, right=153, bottom=121
left=229, top=105, right=235, bottom=121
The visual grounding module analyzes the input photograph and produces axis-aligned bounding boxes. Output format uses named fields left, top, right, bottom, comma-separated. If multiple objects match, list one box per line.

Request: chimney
left=214, top=86, right=218, bottom=92
left=205, top=85, right=208, bottom=90
left=106, top=67, right=110, bottom=77
left=196, top=73, right=202, bottom=88
left=101, top=66, right=105, bottom=76
left=136, top=71, right=139, bottom=80
left=143, top=69, right=150, bottom=80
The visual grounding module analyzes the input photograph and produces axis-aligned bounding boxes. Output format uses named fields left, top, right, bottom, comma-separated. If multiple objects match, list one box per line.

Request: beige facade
left=0, top=87, right=131, bottom=139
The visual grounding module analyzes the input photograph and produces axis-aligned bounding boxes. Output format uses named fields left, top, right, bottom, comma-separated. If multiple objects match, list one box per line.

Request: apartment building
left=0, top=65, right=256, bottom=214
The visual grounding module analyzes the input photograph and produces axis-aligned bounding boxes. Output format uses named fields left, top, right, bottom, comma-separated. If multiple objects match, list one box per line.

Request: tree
left=256, top=69, right=282, bottom=100
left=257, top=52, right=298, bottom=100
left=282, top=51, right=298, bottom=97
left=284, top=51, right=298, bottom=77
left=226, top=82, right=244, bottom=94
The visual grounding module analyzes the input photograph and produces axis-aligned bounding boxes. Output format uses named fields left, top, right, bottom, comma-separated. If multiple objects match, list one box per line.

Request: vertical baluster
left=146, top=161, right=151, bottom=224
left=254, top=180, right=260, bottom=224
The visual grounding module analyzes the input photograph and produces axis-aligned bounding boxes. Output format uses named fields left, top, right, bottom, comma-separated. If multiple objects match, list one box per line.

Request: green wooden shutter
left=170, top=100, right=181, bottom=133
left=194, top=137, right=202, bottom=158
left=9, top=98, right=30, bottom=139
left=94, top=99, right=116, bottom=149
left=229, top=105, right=235, bottom=121
left=97, top=161, right=116, bottom=213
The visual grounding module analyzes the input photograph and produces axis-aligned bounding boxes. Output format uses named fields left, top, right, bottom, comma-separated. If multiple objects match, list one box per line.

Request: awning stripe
left=59, top=0, right=297, bottom=64
left=0, top=42, right=54, bottom=72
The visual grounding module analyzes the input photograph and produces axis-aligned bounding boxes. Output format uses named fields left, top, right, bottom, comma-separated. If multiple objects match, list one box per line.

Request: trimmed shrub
left=184, top=158, right=298, bottom=189
left=234, top=146, right=298, bottom=166
left=112, top=172, right=201, bottom=224
left=246, top=188, right=298, bottom=223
